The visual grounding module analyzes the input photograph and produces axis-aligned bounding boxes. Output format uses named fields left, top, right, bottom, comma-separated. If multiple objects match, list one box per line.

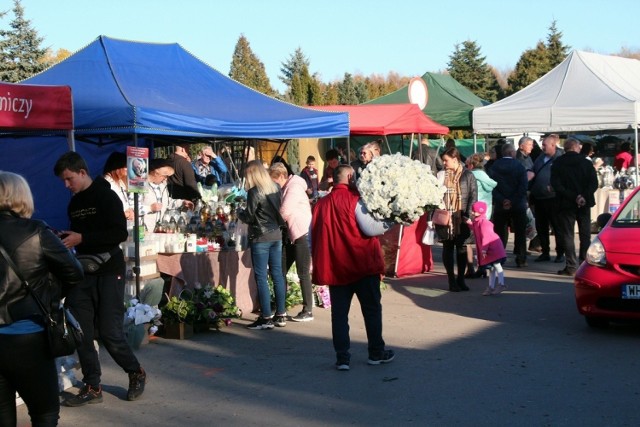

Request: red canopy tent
left=0, top=81, right=73, bottom=131
left=0, top=81, right=75, bottom=227
left=312, top=104, right=447, bottom=278
left=311, top=104, right=448, bottom=135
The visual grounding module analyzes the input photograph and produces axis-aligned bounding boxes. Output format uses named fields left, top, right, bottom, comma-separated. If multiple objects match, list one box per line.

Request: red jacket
left=311, top=184, right=385, bottom=286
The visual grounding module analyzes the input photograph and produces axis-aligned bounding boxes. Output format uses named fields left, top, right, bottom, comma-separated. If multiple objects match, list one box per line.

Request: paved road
left=17, top=240, right=640, bottom=427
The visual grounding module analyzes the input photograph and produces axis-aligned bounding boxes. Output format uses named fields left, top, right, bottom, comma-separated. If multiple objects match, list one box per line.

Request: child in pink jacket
left=466, top=201, right=507, bottom=296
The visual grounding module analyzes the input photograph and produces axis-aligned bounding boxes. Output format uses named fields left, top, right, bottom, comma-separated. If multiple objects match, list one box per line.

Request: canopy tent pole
left=132, top=133, right=142, bottom=299
left=408, top=133, right=416, bottom=159
left=635, top=126, right=639, bottom=185
left=347, top=137, right=351, bottom=163
left=383, top=136, right=391, bottom=155
left=393, top=224, right=403, bottom=278
left=473, top=133, right=477, bottom=153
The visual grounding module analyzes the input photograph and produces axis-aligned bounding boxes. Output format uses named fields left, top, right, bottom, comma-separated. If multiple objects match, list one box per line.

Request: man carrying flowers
left=311, top=164, right=394, bottom=371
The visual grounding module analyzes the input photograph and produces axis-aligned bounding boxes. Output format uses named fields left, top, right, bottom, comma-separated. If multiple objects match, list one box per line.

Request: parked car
left=574, top=186, right=640, bottom=327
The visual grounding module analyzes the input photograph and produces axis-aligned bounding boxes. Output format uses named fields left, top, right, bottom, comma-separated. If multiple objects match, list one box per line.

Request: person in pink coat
left=466, top=201, right=508, bottom=296
left=269, top=162, right=314, bottom=321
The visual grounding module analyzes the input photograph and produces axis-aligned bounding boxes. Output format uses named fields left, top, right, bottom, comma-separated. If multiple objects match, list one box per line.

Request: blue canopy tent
left=2, top=36, right=349, bottom=229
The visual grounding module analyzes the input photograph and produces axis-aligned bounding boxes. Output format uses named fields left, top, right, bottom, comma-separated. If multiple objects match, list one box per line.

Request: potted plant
left=123, top=298, right=162, bottom=349
left=160, top=294, right=196, bottom=339
left=191, top=284, right=241, bottom=331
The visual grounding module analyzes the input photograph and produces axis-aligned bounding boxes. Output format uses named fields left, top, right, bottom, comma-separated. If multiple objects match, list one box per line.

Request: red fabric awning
left=311, top=104, right=449, bottom=136
left=0, top=82, right=73, bottom=130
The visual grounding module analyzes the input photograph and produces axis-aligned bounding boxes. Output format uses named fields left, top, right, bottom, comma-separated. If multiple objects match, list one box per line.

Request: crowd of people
left=0, top=135, right=609, bottom=425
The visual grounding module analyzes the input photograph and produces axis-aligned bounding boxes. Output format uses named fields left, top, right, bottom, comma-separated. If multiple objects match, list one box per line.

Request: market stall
left=11, top=35, right=350, bottom=300
left=156, top=250, right=257, bottom=315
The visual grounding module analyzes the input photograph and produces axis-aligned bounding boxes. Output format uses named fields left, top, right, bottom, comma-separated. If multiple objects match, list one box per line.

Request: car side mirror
left=596, top=213, right=612, bottom=228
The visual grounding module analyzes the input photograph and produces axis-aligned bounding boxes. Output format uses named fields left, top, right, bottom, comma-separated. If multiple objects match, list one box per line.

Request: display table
left=380, top=215, right=433, bottom=277
left=156, top=250, right=258, bottom=315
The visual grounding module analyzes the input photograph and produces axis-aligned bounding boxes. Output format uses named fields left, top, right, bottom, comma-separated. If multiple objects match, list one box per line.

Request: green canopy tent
left=365, top=72, right=489, bottom=129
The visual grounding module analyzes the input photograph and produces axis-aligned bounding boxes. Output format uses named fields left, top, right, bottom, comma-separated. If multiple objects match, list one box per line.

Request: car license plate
left=621, top=284, right=640, bottom=299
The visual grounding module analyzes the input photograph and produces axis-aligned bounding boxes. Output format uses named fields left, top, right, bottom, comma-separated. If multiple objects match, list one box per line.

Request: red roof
left=311, top=104, right=448, bottom=136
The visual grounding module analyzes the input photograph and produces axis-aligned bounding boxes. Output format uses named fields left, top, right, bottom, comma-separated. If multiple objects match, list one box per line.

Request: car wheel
left=585, top=316, right=609, bottom=328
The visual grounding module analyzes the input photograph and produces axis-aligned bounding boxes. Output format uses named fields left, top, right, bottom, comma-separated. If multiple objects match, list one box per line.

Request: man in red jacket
left=311, top=164, right=394, bottom=371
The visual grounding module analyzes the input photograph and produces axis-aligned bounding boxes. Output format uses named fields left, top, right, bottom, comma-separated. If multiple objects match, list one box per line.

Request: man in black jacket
left=550, top=138, right=599, bottom=275
left=489, top=143, right=529, bottom=267
left=166, top=143, right=201, bottom=202
left=54, top=152, right=146, bottom=406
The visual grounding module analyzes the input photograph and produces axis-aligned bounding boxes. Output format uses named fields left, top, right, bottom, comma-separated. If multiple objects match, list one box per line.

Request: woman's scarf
left=444, top=163, right=464, bottom=236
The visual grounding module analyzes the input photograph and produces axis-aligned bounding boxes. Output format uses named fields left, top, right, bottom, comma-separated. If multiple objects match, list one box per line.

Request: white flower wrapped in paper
left=357, top=153, right=445, bottom=225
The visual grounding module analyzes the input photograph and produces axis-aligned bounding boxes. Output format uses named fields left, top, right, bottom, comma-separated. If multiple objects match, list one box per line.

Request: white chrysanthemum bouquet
left=357, top=153, right=445, bottom=225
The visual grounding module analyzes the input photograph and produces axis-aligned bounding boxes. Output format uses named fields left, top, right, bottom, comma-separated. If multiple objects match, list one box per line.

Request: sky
left=8, top=0, right=640, bottom=93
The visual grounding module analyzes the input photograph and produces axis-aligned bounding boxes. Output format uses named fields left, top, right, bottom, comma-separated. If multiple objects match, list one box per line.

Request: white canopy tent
left=473, top=50, right=640, bottom=133
left=472, top=50, right=640, bottom=180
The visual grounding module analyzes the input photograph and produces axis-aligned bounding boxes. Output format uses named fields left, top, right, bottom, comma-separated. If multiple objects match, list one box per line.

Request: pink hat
left=472, top=201, right=487, bottom=215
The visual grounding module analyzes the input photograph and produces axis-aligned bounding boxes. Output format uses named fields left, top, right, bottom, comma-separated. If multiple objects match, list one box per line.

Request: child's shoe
left=482, top=286, right=493, bottom=296
left=492, top=284, right=507, bottom=295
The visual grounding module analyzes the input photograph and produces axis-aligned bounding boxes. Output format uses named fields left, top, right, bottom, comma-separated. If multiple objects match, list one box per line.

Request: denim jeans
left=329, top=275, right=385, bottom=362
left=251, top=240, right=286, bottom=317
left=66, top=273, right=141, bottom=387
left=283, top=233, right=313, bottom=313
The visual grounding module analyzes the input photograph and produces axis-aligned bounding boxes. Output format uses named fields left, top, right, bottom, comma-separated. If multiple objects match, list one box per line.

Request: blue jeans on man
left=329, top=274, right=385, bottom=363
left=251, top=239, right=286, bottom=317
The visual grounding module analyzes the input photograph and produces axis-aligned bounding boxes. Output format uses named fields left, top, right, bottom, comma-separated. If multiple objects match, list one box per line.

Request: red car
left=574, top=186, right=640, bottom=327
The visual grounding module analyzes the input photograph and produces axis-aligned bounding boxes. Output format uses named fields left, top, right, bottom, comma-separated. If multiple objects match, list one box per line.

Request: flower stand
left=163, top=322, right=193, bottom=340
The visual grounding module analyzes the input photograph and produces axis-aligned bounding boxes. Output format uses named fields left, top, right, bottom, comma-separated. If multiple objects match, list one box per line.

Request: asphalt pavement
left=17, top=236, right=640, bottom=427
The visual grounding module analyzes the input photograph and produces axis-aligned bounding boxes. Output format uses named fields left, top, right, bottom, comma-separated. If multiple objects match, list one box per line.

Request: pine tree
left=546, top=20, right=570, bottom=68
left=447, top=40, right=497, bottom=101
left=337, top=73, right=359, bottom=105
left=280, top=48, right=309, bottom=89
left=507, top=41, right=551, bottom=95
left=229, top=35, right=274, bottom=96
left=448, top=40, right=498, bottom=102
left=0, top=0, right=49, bottom=82
left=354, top=79, right=369, bottom=104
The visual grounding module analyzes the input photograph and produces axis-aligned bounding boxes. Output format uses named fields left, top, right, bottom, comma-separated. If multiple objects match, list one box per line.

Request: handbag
left=422, top=221, right=436, bottom=245
left=432, top=209, right=451, bottom=226
left=0, top=245, right=84, bottom=358
left=76, top=250, right=114, bottom=274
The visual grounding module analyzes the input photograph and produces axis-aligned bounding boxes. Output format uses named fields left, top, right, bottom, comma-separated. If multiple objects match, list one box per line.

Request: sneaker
left=492, top=284, right=507, bottom=295
left=335, top=361, right=350, bottom=371
left=482, top=286, right=493, bottom=296
left=554, top=255, right=566, bottom=263
left=64, top=384, right=103, bottom=407
left=127, top=367, right=146, bottom=401
left=368, top=349, right=395, bottom=365
left=273, top=314, right=287, bottom=327
left=247, top=317, right=274, bottom=330
left=291, top=311, right=314, bottom=322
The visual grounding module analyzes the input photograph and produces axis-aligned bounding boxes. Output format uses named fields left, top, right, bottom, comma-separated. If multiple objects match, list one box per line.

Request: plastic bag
left=422, top=221, right=436, bottom=245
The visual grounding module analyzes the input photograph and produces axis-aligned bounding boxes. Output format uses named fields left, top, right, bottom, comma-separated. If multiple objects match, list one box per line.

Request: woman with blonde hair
left=237, top=160, right=287, bottom=330
left=0, top=171, right=84, bottom=426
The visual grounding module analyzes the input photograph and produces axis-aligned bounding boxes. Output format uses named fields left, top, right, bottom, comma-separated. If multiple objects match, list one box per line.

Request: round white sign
left=408, top=77, right=428, bottom=110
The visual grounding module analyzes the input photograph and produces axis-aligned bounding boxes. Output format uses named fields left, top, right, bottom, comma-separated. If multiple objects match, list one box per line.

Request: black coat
left=238, top=186, right=283, bottom=241
left=0, top=211, right=84, bottom=325
left=489, top=157, right=528, bottom=212
left=550, top=152, right=599, bottom=211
